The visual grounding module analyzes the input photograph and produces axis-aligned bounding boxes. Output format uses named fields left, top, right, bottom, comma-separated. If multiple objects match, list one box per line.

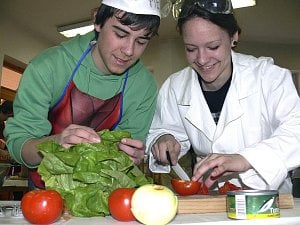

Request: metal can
left=227, top=190, right=280, bottom=219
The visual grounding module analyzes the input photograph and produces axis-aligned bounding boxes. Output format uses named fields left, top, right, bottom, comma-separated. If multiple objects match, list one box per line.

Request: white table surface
left=1, top=198, right=299, bottom=225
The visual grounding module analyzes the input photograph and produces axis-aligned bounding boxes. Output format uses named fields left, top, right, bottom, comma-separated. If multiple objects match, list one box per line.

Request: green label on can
left=227, top=192, right=280, bottom=219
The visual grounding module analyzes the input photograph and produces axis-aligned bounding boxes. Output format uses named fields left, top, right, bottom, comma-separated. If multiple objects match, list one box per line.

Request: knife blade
left=166, top=151, right=190, bottom=181
left=172, top=163, right=191, bottom=181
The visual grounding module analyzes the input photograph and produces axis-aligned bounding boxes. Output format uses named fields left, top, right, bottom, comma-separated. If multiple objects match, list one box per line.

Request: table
left=1, top=198, right=299, bottom=225
left=64, top=198, right=300, bottom=225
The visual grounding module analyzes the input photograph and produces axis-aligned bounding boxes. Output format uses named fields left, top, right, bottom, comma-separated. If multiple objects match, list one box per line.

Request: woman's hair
left=94, top=4, right=160, bottom=40
left=177, top=1, right=241, bottom=37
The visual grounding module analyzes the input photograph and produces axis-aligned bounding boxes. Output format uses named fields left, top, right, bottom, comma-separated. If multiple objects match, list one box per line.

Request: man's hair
left=94, top=4, right=160, bottom=40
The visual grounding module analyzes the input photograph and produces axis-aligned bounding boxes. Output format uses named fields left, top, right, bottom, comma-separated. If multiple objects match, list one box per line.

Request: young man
left=4, top=0, right=161, bottom=189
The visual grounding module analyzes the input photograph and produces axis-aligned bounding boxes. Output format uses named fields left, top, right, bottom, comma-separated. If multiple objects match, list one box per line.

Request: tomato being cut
left=108, top=188, right=136, bottom=221
left=21, top=189, right=63, bottom=224
left=171, top=179, right=201, bottom=196
left=218, top=181, right=243, bottom=194
left=198, top=182, right=209, bottom=195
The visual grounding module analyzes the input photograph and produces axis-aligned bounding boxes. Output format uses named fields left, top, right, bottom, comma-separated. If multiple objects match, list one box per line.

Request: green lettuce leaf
left=37, top=129, right=152, bottom=217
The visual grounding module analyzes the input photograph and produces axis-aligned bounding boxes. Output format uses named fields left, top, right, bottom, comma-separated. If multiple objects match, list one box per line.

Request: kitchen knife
left=166, top=151, right=190, bottom=181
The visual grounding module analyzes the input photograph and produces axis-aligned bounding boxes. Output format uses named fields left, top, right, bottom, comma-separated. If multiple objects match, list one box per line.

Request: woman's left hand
left=192, top=153, right=252, bottom=188
left=118, top=138, right=145, bottom=165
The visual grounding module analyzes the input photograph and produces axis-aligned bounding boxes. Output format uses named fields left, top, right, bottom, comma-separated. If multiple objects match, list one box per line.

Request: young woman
left=147, top=0, right=300, bottom=193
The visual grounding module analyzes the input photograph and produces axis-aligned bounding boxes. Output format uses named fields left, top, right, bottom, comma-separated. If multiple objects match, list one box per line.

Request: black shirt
left=198, top=75, right=232, bottom=124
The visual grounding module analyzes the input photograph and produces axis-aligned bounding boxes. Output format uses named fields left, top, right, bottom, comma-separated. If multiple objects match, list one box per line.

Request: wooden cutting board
left=177, top=193, right=294, bottom=214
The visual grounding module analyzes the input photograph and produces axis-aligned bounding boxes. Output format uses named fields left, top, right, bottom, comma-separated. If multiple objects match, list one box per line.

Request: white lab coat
left=146, top=51, right=300, bottom=193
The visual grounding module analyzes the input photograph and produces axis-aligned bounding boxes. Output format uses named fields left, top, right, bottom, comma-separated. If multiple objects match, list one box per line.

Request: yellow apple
left=131, top=184, right=178, bottom=225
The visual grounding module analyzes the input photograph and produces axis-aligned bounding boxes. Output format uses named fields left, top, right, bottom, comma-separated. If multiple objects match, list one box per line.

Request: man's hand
left=118, top=138, right=145, bottom=165
left=55, top=124, right=100, bottom=148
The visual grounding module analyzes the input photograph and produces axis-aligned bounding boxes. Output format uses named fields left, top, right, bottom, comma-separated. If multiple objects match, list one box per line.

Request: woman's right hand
left=55, top=124, right=100, bottom=148
left=151, top=134, right=180, bottom=166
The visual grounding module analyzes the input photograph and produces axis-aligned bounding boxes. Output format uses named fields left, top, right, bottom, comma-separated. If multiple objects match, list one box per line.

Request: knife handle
left=166, top=151, right=173, bottom=166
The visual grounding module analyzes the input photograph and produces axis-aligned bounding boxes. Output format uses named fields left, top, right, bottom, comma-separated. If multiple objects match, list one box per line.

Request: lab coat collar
left=178, top=51, right=259, bottom=141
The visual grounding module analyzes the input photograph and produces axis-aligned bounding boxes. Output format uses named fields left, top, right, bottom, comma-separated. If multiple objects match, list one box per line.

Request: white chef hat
left=101, top=0, right=161, bottom=18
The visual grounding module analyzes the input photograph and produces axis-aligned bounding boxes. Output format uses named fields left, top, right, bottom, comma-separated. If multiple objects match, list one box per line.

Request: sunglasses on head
left=180, top=0, right=233, bottom=18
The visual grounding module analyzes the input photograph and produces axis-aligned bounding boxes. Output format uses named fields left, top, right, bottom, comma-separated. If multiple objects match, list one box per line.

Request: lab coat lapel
left=214, top=53, right=257, bottom=140
left=214, top=84, right=243, bottom=139
left=183, top=71, right=216, bottom=141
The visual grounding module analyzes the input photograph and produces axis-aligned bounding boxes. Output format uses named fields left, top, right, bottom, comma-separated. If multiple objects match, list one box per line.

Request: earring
left=232, top=40, right=238, bottom=47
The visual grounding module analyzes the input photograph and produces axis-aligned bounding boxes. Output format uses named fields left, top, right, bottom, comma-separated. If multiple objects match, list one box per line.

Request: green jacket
left=4, top=32, right=157, bottom=168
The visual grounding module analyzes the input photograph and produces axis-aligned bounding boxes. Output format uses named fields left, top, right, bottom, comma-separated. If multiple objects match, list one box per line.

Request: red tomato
left=171, top=179, right=201, bottom=196
left=108, top=188, right=136, bottom=221
left=198, top=182, right=209, bottom=195
left=21, top=190, right=63, bottom=224
left=218, top=181, right=243, bottom=194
